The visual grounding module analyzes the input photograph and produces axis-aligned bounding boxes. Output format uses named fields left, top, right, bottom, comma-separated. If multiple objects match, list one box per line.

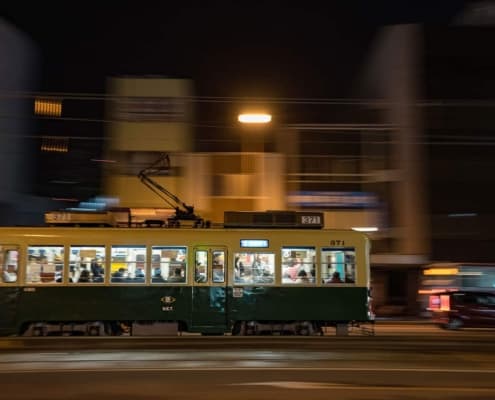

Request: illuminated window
left=69, top=246, right=105, bottom=284
left=26, top=246, right=64, bottom=284
left=151, top=246, right=187, bottom=284
left=195, top=250, right=208, bottom=283
left=34, top=98, right=62, bottom=117
left=234, top=252, right=275, bottom=284
left=40, top=136, right=69, bottom=153
left=212, top=250, right=225, bottom=283
left=321, top=247, right=356, bottom=284
left=281, top=247, right=316, bottom=285
left=111, top=245, right=146, bottom=284
left=0, top=246, right=18, bottom=284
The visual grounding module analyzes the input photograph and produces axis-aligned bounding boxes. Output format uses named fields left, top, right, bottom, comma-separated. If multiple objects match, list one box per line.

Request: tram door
left=191, top=246, right=228, bottom=333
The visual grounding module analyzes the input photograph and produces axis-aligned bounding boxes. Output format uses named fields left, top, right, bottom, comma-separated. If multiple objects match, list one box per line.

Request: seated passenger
left=328, top=271, right=343, bottom=283
left=78, top=269, right=91, bottom=283
left=296, top=269, right=310, bottom=283
left=131, top=269, right=145, bottom=282
left=168, top=267, right=185, bottom=283
left=152, top=269, right=166, bottom=283
left=112, top=268, right=127, bottom=282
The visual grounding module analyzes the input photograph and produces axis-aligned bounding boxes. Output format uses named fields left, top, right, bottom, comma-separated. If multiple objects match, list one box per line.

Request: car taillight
left=429, top=294, right=441, bottom=310
left=440, top=294, right=450, bottom=311
left=428, top=294, right=450, bottom=311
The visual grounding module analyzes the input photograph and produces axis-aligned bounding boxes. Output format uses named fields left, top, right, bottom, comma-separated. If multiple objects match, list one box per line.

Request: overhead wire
left=0, top=90, right=495, bottom=145
left=3, top=90, right=495, bottom=106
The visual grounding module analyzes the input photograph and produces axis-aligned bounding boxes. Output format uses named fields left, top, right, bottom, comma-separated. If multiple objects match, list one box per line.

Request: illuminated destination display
left=240, top=239, right=269, bottom=248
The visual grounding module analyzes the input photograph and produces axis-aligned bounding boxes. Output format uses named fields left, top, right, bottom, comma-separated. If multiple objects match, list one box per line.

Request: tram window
left=281, top=247, right=316, bottom=285
left=195, top=250, right=208, bottom=283
left=151, top=246, right=187, bottom=283
left=0, top=246, right=18, bottom=283
left=234, top=252, right=275, bottom=284
left=69, top=246, right=105, bottom=283
left=321, top=247, right=356, bottom=284
left=26, top=245, right=64, bottom=284
left=212, top=250, right=225, bottom=283
left=111, top=245, right=146, bottom=283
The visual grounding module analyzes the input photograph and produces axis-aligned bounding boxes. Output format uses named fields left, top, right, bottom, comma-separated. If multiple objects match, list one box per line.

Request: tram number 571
left=301, top=215, right=321, bottom=225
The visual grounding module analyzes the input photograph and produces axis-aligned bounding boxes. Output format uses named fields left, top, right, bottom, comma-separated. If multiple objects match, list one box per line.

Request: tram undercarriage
left=233, top=320, right=322, bottom=336
left=19, top=319, right=373, bottom=336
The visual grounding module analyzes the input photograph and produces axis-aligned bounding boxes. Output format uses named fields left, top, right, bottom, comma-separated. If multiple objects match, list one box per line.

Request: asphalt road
left=1, top=323, right=494, bottom=400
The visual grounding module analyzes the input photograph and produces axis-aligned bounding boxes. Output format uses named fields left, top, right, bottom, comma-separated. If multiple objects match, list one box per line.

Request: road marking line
left=1, top=366, right=495, bottom=374
left=228, top=381, right=495, bottom=392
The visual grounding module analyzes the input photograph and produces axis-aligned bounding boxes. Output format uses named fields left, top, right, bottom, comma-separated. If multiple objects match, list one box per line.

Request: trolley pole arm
left=137, top=174, right=178, bottom=210
left=137, top=153, right=198, bottom=219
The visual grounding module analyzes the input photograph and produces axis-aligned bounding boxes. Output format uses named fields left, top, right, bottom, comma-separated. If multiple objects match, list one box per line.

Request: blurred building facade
left=0, top=19, right=59, bottom=225
left=104, top=69, right=428, bottom=316
left=104, top=76, right=286, bottom=221
left=423, top=22, right=495, bottom=263
left=103, top=76, right=199, bottom=211
left=358, top=24, right=430, bottom=315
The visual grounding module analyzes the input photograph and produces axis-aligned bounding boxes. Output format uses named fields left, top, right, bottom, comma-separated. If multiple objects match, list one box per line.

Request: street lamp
left=237, top=112, right=272, bottom=185
left=238, top=113, right=272, bottom=124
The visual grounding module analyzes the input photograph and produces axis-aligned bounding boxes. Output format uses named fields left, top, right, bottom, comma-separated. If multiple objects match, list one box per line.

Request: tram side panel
left=228, top=286, right=369, bottom=325
left=13, top=286, right=193, bottom=335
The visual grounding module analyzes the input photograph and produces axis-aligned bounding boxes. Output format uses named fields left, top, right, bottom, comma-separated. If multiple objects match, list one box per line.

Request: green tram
left=0, top=223, right=373, bottom=336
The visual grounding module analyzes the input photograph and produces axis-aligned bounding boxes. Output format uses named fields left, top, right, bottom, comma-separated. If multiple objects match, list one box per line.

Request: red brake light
left=428, top=294, right=451, bottom=311
left=440, top=294, right=450, bottom=311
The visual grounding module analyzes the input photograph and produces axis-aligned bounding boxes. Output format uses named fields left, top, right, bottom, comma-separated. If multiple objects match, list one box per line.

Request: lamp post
left=237, top=113, right=272, bottom=173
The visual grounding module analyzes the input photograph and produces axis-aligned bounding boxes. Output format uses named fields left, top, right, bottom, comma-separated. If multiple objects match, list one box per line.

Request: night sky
left=2, top=1, right=465, bottom=97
